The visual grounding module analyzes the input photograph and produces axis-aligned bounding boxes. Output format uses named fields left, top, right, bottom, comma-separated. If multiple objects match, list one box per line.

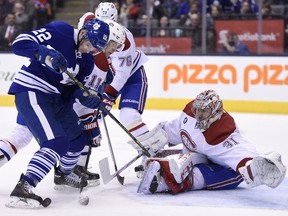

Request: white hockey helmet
left=104, top=19, right=125, bottom=45
left=95, top=2, right=118, bottom=22
left=192, top=90, right=223, bottom=131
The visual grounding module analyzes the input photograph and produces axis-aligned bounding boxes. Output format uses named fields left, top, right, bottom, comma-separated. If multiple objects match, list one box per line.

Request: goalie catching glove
left=128, top=123, right=168, bottom=157
left=79, top=111, right=101, bottom=147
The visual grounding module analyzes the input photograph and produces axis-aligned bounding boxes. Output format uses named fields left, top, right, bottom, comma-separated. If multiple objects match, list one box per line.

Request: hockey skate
left=134, top=155, right=148, bottom=179
left=6, top=175, right=51, bottom=208
left=239, top=151, right=287, bottom=188
left=54, top=167, right=88, bottom=190
left=73, top=165, right=100, bottom=187
left=137, top=161, right=169, bottom=194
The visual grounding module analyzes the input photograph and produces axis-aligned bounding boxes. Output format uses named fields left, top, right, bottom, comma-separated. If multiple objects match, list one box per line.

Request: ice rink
left=0, top=106, right=287, bottom=216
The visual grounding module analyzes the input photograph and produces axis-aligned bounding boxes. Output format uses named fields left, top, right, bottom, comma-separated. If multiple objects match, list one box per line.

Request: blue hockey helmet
left=82, top=18, right=110, bottom=50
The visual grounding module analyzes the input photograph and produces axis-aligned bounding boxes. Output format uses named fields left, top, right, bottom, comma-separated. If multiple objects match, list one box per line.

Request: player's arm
left=12, top=24, right=67, bottom=73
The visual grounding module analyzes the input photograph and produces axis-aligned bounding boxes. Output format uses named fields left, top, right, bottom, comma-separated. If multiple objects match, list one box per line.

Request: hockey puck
left=79, top=195, right=89, bottom=206
left=42, top=198, right=52, bottom=207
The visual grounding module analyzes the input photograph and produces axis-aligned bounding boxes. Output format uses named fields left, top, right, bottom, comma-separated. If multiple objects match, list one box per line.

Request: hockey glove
left=73, top=88, right=101, bottom=109
left=36, top=45, right=68, bottom=73
left=80, top=112, right=101, bottom=147
left=128, top=123, right=169, bottom=157
left=100, top=92, right=116, bottom=116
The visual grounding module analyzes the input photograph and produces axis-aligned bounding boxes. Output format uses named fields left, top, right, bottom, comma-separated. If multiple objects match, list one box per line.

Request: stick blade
left=99, top=157, right=113, bottom=184
left=116, top=175, right=125, bottom=185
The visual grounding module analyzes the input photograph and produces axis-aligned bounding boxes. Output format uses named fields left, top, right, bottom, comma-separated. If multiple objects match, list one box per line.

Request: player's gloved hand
left=73, top=88, right=101, bottom=109
left=100, top=92, right=116, bottom=116
left=80, top=111, right=101, bottom=147
left=128, top=123, right=168, bottom=157
left=36, top=45, right=68, bottom=73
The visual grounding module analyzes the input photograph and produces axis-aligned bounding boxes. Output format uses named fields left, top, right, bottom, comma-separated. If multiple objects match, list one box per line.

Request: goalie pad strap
left=165, top=153, right=208, bottom=183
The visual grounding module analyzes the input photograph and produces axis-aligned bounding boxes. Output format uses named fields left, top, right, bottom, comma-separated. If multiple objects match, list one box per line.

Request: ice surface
left=0, top=107, right=287, bottom=216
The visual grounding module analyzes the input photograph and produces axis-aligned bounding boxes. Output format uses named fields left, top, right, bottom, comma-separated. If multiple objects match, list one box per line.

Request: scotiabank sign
left=214, top=19, right=284, bottom=53
left=135, top=37, right=192, bottom=54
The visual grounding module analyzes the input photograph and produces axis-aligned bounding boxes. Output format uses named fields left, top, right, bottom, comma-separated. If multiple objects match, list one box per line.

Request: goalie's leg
left=138, top=154, right=244, bottom=194
left=138, top=152, right=208, bottom=194
left=238, top=151, right=286, bottom=188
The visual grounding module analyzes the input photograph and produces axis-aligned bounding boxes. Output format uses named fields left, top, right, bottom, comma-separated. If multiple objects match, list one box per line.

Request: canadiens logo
left=180, top=129, right=196, bottom=151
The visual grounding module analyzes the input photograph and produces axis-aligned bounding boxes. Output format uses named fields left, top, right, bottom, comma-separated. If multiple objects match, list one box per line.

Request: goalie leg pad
left=139, top=152, right=208, bottom=194
left=238, top=151, right=287, bottom=188
left=159, top=159, right=193, bottom=194
left=137, top=161, right=167, bottom=194
left=164, top=153, right=208, bottom=183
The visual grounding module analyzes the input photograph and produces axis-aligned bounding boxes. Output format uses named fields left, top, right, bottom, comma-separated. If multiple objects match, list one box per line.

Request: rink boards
left=0, top=54, right=287, bottom=114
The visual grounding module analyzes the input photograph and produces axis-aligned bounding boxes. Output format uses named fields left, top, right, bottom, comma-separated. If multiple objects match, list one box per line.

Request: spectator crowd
left=0, top=0, right=61, bottom=51
left=1, top=0, right=288, bottom=54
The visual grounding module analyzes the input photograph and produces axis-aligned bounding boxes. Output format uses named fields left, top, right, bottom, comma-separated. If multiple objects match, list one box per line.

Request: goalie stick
left=101, top=112, right=125, bottom=185
left=63, top=70, right=150, bottom=157
left=99, top=149, right=182, bottom=184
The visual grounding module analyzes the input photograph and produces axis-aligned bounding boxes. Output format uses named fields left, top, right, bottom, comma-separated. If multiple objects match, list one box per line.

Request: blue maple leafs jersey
left=8, top=21, right=93, bottom=96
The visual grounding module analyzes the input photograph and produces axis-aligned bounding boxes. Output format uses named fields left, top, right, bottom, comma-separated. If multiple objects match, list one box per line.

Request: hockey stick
left=101, top=112, right=125, bottom=185
left=63, top=70, right=150, bottom=157
left=78, top=140, right=92, bottom=205
left=99, top=149, right=182, bottom=184
left=78, top=109, right=101, bottom=205
left=99, top=153, right=143, bottom=184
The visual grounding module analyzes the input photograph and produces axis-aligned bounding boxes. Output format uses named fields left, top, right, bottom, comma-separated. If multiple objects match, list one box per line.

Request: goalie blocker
left=128, top=123, right=168, bottom=157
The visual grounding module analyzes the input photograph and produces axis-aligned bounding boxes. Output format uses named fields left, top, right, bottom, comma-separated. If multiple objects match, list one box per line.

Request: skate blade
left=53, top=184, right=85, bottom=191
left=5, top=196, right=41, bottom=209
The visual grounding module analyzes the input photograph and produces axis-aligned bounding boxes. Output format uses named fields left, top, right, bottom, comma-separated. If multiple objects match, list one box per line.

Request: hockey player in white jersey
left=77, top=2, right=150, bottom=178
left=132, top=90, right=286, bottom=194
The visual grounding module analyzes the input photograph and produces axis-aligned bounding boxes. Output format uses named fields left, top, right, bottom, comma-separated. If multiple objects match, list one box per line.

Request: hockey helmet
left=192, top=90, right=223, bottom=131
left=104, top=19, right=125, bottom=45
left=82, top=18, right=110, bottom=50
left=95, top=2, right=118, bottom=22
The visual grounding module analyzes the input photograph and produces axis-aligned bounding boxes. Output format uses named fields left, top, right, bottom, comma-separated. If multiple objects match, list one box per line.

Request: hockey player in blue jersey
left=5, top=18, right=110, bottom=208
left=0, top=14, right=127, bottom=190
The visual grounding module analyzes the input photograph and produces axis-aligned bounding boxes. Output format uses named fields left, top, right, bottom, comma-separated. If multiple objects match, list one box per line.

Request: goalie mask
left=95, top=2, right=118, bottom=22
left=192, top=90, right=223, bottom=131
left=81, top=18, right=110, bottom=50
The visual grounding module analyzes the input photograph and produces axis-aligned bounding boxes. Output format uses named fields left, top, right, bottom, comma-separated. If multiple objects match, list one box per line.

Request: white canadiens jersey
left=162, top=101, right=259, bottom=171
left=108, top=27, right=148, bottom=92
